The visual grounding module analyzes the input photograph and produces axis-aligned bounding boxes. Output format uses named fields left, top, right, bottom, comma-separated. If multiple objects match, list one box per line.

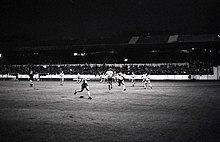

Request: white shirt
left=106, top=71, right=114, bottom=78
left=60, top=72, right=64, bottom=78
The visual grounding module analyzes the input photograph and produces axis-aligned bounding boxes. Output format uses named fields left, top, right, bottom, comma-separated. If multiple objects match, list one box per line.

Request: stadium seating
left=0, top=61, right=214, bottom=75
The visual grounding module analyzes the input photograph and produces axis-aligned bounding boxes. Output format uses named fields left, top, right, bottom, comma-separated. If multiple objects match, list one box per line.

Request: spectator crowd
left=0, top=62, right=213, bottom=75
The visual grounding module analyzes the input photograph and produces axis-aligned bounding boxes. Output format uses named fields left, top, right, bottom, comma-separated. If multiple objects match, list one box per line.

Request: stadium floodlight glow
left=218, top=34, right=220, bottom=38
left=81, top=53, right=86, bottom=56
left=180, top=50, right=189, bottom=53
left=0, top=53, right=2, bottom=57
left=124, top=58, right=128, bottom=62
left=74, top=53, right=86, bottom=56
left=192, top=48, right=194, bottom=50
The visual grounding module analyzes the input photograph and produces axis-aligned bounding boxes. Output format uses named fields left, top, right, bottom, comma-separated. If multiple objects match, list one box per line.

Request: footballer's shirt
left=118, top=75, right=125, bottom=81
left=143, top=75, right=150, bottom=81
left=82, top=79, right=87, bottom=84
left=82, top=79, right=88, bottom=86
left=60, top=73, right=64, bottom=78
left=106, top=71, right=114, bottom=78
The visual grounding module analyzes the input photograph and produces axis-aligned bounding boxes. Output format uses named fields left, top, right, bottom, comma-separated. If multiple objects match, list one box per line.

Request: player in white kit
left=130, top=72, right=136, bottom=87
left=105, top=69, right=114, bottom=90
left=29, top=70, right=34, bottom=87
left=100, top=73, right=106, bottom=83
left=76, top=73, right=81, bottom=83
left=117, top=72, right=126, bottom=91
left=142, top=73, right=152, bottom=89
left=60, top=71, right=64, bottom=86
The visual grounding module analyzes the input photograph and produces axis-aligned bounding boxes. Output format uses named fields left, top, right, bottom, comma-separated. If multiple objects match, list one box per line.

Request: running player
left=99, top=73, right=106, bottom=83
left=113, top=71, right=118, bottom=83
left=60, top=71, right=64, bottom=86
left=130, top=72, right=136, bottom=87
left=117, top=72, right=126, bottom=91
left=105, top=69, right=114, bottom=90
left=76, top=73, right=81, bottom=83
left=74, top=78, right=92, bottom=99
left=29, top=70, right=34, bottom=87
left=142, top=73, right=152, bottom=89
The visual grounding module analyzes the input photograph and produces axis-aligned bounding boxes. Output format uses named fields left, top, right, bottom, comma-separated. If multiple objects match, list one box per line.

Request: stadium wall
left=0, top=66, right=219, bottom=80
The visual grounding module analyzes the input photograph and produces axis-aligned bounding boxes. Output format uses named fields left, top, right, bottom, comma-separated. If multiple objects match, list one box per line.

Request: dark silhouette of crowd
left=0, top=61, right=214, bottom=75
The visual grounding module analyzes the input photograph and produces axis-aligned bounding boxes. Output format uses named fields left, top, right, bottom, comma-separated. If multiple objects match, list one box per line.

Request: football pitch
left=0, top=80, right=220, bottom=142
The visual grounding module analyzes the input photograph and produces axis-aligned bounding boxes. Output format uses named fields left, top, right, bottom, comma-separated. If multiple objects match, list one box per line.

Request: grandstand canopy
left=0, top=34, right=219, bottom=52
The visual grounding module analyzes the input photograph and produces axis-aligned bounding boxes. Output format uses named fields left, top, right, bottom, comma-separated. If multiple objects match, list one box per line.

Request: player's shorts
left=144, top=80, right=150, bottom=84
left=107, top=77, right=113, bottom=83
left=118, top=79, right=124, bottom=86
left=29, top=76, right=34, bottom=80
left=81, top=83, right=89, bottom=91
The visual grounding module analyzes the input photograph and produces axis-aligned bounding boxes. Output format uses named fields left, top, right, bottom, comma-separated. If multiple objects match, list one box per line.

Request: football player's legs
left=131, top=78, right=135, bottom=86
left=60, top=78, right=64, bottom=85
left=108, top=78, right=113, bottom=90
left=29, top=79, right=33, bottom=87
left=85, top=86, right=91, bottom=97
left=144, top=82, right=147, bottom=89
left=121, top=81, right=126, bottom=91
left=118, top=80, right=122, bottom=86
left=85, top=85, right=89, bottom=91
left=76, top=86, right=84, bottom=93
left=148, top=80, right=152, bottom=88
left=121, top=80, right=125, bottom=85
left=110, top=80, right=113, bottom=86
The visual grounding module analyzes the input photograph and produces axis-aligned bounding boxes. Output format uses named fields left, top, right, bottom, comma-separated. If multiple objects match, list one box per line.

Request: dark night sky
left=0, top=0, right=219, bottom=40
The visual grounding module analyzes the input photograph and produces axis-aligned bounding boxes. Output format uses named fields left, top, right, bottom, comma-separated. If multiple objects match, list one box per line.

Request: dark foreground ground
left=0, top=80, right=220, bottom=142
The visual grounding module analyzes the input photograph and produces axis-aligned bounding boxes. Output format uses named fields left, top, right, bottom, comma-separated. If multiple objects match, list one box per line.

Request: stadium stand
left=0, top=34, right=219, bottom=79
left=0, top=62, right=214, bottom=76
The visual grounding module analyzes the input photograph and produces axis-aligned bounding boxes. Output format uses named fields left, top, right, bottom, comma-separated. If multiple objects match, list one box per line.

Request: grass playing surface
left=0, top=80, right=220, bottom=142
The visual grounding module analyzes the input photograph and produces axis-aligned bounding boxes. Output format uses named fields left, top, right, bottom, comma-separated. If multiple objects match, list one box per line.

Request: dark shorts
left=118, top=79, right=124, bottom=85
left=81, top=83, right=89, bottom=91
left=29, top=75, right=34, bottom=80
left=107, top=77, right=113, bottom=83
